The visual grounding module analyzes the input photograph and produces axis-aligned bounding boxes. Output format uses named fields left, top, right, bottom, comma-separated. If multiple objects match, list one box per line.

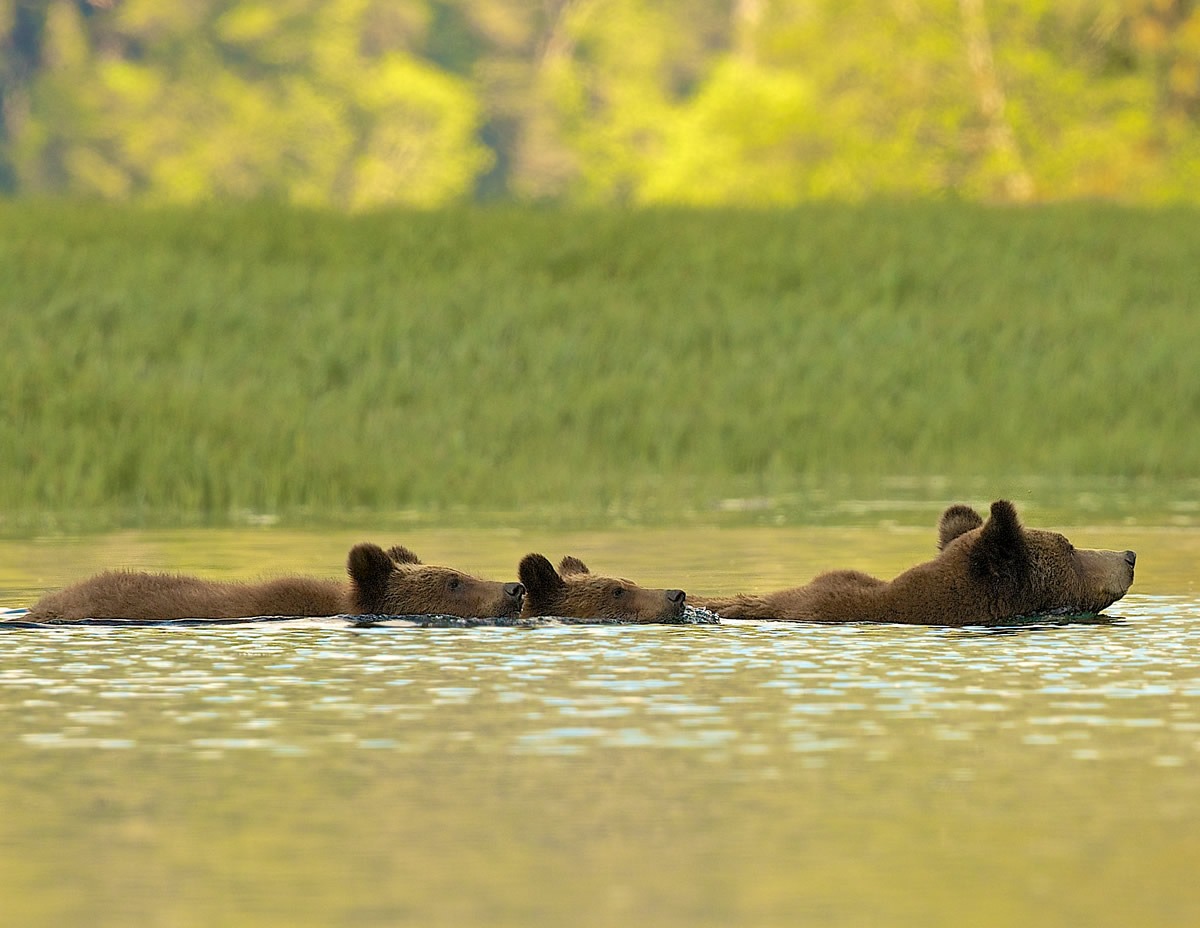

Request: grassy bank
left=2, top=201, right=1198, bottom=531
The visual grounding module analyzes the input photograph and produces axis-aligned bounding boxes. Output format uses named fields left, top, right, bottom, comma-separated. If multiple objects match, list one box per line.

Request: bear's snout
left=666, top=589, right=685, bottom=605
left=504, top=582, right=525, bottom=600
left=1082, top=547, right=1137, bottom=606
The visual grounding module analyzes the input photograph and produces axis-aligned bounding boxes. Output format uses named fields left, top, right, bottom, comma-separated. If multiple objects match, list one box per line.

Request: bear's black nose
left=666, top=589, right=685, bottom=605
left=1124, top=551, right=1137, bottom=568
left=504, top=582, right=525, bottom=599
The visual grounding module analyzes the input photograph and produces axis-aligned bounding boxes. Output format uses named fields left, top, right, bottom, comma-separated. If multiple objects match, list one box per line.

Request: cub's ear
left=968, top=500, right=1029, bottom=583
left=938, top=504, right=984, bottom=551
left=348, top=543, right=394, bottom=612
left=559, top=556, right=590, bottom=576
left=386, top=545, right=422, bottom=565
left=519, top=554, right=566, bottom=615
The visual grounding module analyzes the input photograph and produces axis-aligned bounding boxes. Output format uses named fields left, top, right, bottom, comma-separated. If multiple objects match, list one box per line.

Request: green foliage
left=7, top=0, right=491, bottom=206
left=2, top=202, right=1198, bottom=529
left=3, top=0, right=1200, bottom=203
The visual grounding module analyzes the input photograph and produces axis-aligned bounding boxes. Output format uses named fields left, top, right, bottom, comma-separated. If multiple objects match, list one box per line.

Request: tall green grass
left=2, top=200, right=1198, bottom=530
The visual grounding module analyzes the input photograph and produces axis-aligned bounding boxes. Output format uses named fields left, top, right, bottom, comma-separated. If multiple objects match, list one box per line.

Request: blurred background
left=2, top=0, right=1199, bottom=534
left=3, top=0, right=1200, bottom=204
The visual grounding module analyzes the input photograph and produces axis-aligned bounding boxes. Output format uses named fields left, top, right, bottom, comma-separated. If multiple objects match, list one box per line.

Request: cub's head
left=347, top=543, right=524, bottom=618
left=517, top=554, right=686, bottom=623
left=939, top=500, right=1136, bottom=618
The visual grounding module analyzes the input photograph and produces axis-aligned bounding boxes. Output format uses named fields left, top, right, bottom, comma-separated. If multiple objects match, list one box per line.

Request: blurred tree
left=0, top=0, right=41, bottom=192
left=8, top=0, right=492, bottom=205
left=959, top=0, right=1035, bottom=200
left=531, top=0, right=1196, bottom=202
left=1, top=0, right=1199, bottom=203
left=1110, top=0, right=1200, bottom=196
left=447, top=0, right=730, bottom=199
left=439, top=0, right=582, bottom=199
left=527, top=0, right=735, bottom=202
left=1123, top=0, right=1200, bottom=116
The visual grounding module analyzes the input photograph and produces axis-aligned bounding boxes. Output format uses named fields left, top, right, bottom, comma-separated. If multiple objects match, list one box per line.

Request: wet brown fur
left=518, top=554, right=687, bottom=623
left=693, top=500, right=1136, bottom=626
left=347, top=543, right=523, bottom=618
left=28, top=543, right=524, bottom=622
left=27, top=572, right=347, bottom=622
left=937, top=504, right=984, bottom=550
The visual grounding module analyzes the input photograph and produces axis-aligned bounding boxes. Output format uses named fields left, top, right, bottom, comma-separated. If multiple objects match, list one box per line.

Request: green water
left=2, top=525, right=1198, bottom=927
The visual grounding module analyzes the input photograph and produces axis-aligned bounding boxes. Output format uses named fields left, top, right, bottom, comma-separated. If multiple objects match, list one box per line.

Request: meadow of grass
left=1, top=200, right=1198, bottom=532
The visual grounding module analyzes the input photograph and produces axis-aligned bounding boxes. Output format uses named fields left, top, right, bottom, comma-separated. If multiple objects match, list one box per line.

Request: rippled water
left=2, top=526, right=1198, bottom=926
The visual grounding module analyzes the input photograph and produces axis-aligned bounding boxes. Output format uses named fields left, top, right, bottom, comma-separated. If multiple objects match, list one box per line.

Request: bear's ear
left=519, top=553, right=567, bottom=615
left=938, top=504, right=984, bottom=551
left=386, top=545, right=422, bottom=565
left=968, top=500, right=1030, bottom=583
left=559, top=556, right=590, bottom=576
left=347, top=543, right=394, bottom=613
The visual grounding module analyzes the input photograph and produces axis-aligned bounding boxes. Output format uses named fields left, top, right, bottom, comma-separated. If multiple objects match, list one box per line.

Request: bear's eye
left=612, top=587, right=624, bottom=599
left=448, top=577, right=460, bottom=591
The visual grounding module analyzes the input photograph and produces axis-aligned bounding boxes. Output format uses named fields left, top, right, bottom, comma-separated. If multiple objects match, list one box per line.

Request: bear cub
left=348, top=543, right=524, bottom=618
left=518, top=554, right=686, bottom=623
left=27, top=543, right=524, bottom=622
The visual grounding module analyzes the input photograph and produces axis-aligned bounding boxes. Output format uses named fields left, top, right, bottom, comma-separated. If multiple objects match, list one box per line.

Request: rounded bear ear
left=386, top=545, right=422, bottom=565
left=559, top=556, right=590, bottom=576
left=347, top=543, right=394, bottom=612
left=968, top=500, right=1030, bottom=583
left=937, top=504, right=984, bottom=551
left=518, top=553, right=567, bottom=614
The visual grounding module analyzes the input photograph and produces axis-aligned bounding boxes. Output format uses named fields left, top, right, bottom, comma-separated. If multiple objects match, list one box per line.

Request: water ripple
left=0, top=594, right=1194, bottom=771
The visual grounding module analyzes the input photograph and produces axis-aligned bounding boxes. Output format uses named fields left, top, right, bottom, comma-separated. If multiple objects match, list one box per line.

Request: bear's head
left=517, top=554, right=687, bottom=623
left=938, top=500, right=1136, bottom=618
left=347, top=543, right=525, bottom=618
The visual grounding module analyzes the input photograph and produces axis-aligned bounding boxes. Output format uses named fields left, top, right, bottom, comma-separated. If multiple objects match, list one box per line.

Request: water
left=2, top=526, right=1198, bottom=927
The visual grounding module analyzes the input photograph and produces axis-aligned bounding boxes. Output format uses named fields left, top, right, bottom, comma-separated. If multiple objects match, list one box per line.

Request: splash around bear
left=26, top=543, right=524, bottom=622
left=518, top=554, right=687, bottom=623
left=694, top=500, right=1136, bottom=626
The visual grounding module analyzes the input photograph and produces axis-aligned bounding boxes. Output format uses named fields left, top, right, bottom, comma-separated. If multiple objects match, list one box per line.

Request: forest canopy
left=2, top=0, right=1199, bottom=206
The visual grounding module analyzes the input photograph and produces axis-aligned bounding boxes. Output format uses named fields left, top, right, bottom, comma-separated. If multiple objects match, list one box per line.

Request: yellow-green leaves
left=5, top=0, right=1200, bottom=203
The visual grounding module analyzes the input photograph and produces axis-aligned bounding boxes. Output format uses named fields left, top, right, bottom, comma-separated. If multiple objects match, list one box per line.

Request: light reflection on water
left=2, top=525, right=1199, bottom=927
left=1, top=595, right=1199, bottom=926
left=2, top=597, right=1198, bottom=761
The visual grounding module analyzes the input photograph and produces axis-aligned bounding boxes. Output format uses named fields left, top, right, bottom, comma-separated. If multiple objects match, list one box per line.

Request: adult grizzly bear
left=26, top=543, right=524, bottom=622
left=518, top=554, right=687, bottom=623
left=693, top=500, right=1136, bottom=626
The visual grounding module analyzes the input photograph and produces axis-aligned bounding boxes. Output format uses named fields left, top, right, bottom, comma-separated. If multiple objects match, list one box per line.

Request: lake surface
left=2, top=524, right=1198, bottom=927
